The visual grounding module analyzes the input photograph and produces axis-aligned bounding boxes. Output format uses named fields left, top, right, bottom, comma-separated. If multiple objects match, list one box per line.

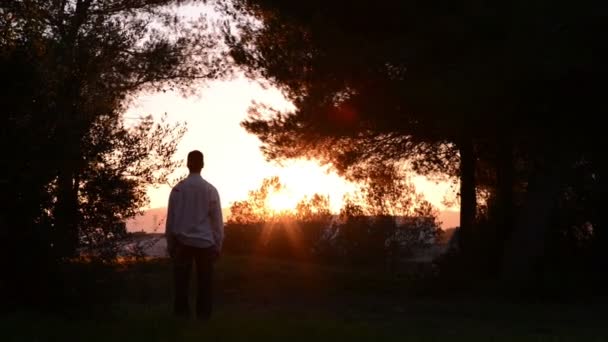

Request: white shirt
left=165, top=174, right=224, bottom=250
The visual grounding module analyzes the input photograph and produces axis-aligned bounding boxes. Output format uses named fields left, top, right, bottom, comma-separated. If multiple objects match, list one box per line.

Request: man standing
left=165, top=150, right=224, bottom=320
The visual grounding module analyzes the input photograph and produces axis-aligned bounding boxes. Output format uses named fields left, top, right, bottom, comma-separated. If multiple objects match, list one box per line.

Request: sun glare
left=256, top=160, right=359, bottom=216
left=267, top=160, right=357, bottom=213
left=265, top=190, right=300, bottom=213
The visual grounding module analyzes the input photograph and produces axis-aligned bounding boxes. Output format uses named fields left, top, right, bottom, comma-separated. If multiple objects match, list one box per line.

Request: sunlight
left=257, top=159, right=360, bottom=216
left=266, top=190, right=299, bottom=214
left=270, top=159, right=357, bottom=213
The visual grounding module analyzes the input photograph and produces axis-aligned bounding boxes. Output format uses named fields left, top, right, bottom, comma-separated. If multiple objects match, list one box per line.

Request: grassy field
left=2, top=255, right=607, bottom=341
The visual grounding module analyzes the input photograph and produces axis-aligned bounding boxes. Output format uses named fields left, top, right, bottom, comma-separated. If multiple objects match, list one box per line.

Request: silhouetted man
left=165, top=150, right=224, bottom=319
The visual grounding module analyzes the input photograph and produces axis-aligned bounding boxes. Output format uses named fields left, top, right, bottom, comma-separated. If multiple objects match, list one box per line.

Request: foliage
left=228, top=176, right=332, bottom=224
left=294, top=193, right=332, bottom=222
left=225, top=171, right=442, bottom=265
left=77, top=114, right=186, bottom=260
left=228, top=176, right=282, bottom=223
left=340, top=163, right=441, bottom=218
left=0, top=0, right=227, bottom=254
left=0, top=0, right=229, bottom=306
left=226, top=165, right=443, bottom=265
left=224, top=217, right=441, bottom=267
left=221, top=0, right=608, bottom=282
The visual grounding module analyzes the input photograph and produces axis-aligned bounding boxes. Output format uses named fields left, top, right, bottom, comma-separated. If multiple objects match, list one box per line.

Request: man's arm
left=209, top=187, right=224, bottom=255
left=165, top=188, right=178, bottom=257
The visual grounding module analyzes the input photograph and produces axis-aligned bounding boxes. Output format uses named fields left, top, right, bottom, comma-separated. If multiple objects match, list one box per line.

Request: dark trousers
left=173, top=242, right=216, bottom=319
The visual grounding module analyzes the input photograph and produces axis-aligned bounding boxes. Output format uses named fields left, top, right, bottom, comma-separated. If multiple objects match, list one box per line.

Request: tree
left=220, top=0, right=503, bottom=255
left=1, top=0, right=229, bottom=258
left=0, top=0, right=230, bottom=306
left=77, top=113, right=186, bottom=259
left=228, top=176, right=282, bottom=223
left=294, top=193, right=331, bottom=222
left=222, top=0, right=607, bottom=281
left=228, top=176, right=332, bottom=223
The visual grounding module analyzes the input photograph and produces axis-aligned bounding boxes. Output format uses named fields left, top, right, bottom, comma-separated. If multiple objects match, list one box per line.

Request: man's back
left=166, top=149, right=223, bottom=320
left=166, top=174, right=223, bottom=250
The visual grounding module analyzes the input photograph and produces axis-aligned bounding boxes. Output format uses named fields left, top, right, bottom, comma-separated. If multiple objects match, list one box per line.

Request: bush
left=223, top=216, right=442, bottom=266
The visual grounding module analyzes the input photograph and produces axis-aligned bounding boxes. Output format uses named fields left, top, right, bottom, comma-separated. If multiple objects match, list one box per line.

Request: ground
left=2, top=255, right=607, bottom=341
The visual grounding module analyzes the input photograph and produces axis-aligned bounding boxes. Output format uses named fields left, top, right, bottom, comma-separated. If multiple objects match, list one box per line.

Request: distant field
left=125, top=208, right=461, bottom=233
left=3, top=256, right=606, bottom=341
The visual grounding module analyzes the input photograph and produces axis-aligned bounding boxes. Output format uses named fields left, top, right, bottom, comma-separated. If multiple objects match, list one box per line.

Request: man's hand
left=167, top=235, right=177, bottom=258
left=212, top=247, right=220, bottom=262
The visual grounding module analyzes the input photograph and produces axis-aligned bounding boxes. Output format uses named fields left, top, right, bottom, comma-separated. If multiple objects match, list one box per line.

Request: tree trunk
left=54, top=163, right=79, bottom=258
left=591, top=156, right=607, bottom=279
left=494, top=135, right=514, bottom=271
left=52, top=2, right=90, bottom=258
left=458, top=135, right=477, bottom=255
left=501, top=157, right=565, bottom=288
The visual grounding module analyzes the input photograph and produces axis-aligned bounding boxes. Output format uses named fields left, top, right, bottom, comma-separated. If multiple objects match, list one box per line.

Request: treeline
left=223, top=216, right=441, bottom=266
left=223, top=174, right=443, bottom=265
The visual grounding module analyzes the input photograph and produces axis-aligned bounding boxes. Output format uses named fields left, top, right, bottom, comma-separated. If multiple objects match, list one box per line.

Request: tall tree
left=221, top=0, right=499, bottom=255
left=1, top=0, right=230, bottom=258
left=1, top=0, right=231, bottom=306
left=222, top=0, right=607, bottom=279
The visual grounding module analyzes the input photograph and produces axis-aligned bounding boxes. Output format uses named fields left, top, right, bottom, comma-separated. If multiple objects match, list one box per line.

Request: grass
left=2, top=255, right=607, bottom=341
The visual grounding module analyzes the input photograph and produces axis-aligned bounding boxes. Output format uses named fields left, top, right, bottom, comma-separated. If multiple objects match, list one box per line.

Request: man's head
left=187, top=150, right=204, bottom=173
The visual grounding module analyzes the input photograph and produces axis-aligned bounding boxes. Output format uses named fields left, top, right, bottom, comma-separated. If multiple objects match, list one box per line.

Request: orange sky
left=124, top=75, right=459, bottom=227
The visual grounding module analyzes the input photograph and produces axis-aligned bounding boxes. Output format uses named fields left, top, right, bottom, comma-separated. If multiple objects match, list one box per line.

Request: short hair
left=187, top=150, right=204, bottom=172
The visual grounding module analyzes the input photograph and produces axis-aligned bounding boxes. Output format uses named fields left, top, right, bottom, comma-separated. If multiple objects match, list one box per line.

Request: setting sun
left=265, top=189, right=300, bottom=213
left=267, top=160, right=357, bottom=213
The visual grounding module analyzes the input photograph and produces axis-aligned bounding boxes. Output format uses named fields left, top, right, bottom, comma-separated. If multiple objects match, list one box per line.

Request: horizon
left=125, top=205, right=461, bottom=232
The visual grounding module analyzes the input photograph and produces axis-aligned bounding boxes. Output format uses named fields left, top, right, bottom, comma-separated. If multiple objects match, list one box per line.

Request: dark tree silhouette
left=0, top=0, right=230, bottom=307
left=222, top=0, right=607, bottom=284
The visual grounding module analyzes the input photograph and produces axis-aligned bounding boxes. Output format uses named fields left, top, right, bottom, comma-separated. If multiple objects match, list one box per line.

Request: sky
left=123, top=75, right=460, bottom=228
left=120, top=2, right=459, bottom=228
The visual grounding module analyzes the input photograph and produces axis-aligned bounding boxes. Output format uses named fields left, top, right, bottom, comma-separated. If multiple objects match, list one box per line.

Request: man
left=165, top=150, right=224, bottom=320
